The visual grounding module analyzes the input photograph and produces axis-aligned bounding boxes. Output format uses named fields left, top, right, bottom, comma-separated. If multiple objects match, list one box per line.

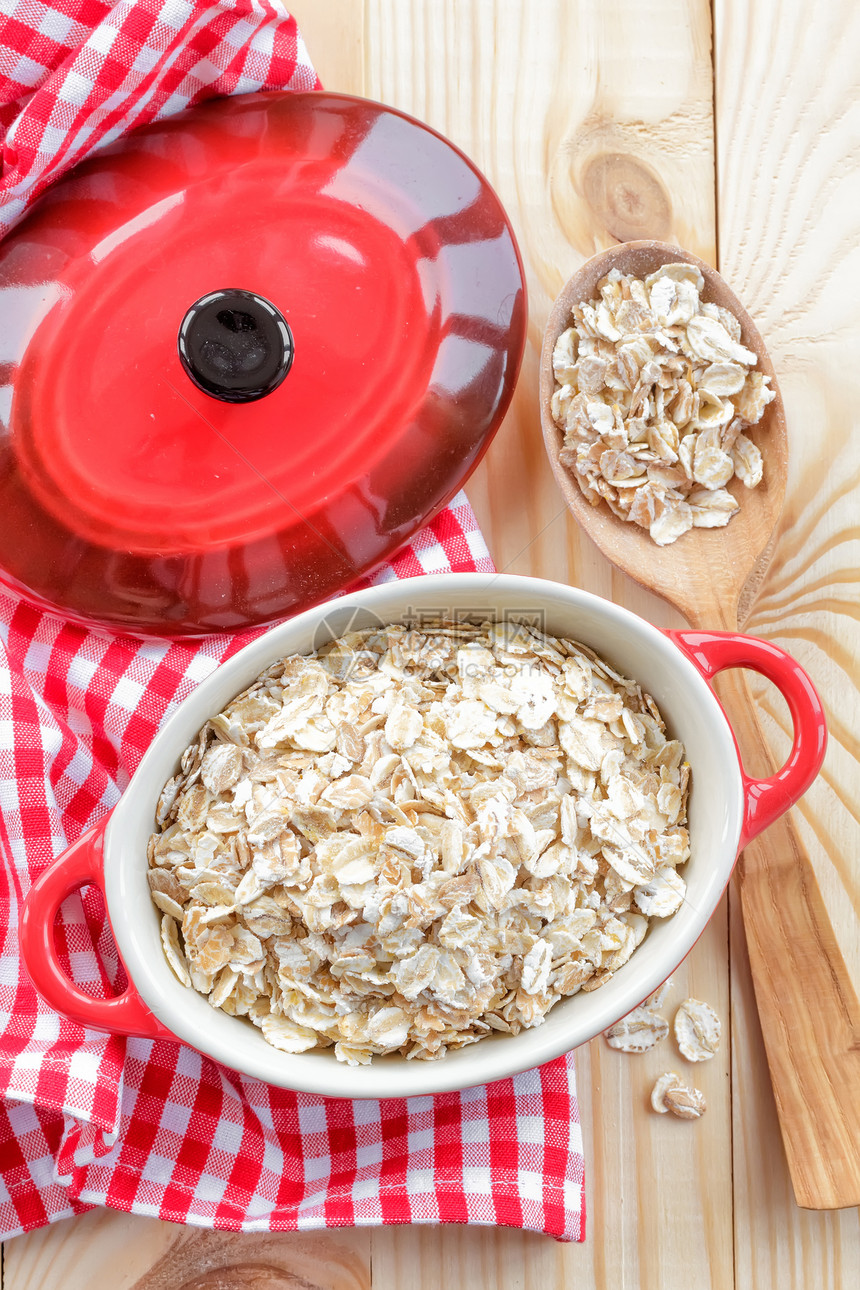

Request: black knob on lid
left=177, top=289, right=294, bottom=403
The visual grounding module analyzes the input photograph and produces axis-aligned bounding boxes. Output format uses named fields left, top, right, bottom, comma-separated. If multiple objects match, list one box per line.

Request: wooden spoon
left=540, top=240, right=860, bottom=1211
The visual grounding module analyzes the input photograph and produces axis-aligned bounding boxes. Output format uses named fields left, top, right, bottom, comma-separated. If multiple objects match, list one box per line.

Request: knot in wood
left=178, top=1265, right=310, bottom=1290
left=582, top=153, right=671, bottom=241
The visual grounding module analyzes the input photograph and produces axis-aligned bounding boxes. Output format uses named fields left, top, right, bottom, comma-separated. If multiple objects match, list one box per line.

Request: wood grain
left=0, top=1209, right=370, bottom=1290
left=728, top=677, right=860, bottom=1210
left=730, top=896, right=860, bottom=1288
left=5, top=0, right=860, bottom=1286
left=713, top=0, right=860, bottom=1266
left=714, top=0, right=860, bottom=985
left=361, top=2, right=732, bottom=1285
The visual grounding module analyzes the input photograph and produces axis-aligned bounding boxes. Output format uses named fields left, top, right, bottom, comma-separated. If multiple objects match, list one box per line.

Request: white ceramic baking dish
left=21, top=574, right=826, bottom=1098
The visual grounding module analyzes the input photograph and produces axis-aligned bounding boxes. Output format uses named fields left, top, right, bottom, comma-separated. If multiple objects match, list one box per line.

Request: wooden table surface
left=4, top=2, right=859, bottom=1286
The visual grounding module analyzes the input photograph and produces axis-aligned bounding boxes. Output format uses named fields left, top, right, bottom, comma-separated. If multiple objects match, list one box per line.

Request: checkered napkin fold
left=0, top=0, right=585, bottom=1244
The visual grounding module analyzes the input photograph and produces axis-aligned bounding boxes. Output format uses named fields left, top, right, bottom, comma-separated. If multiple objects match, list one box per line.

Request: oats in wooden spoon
left=550, top=262, right=774, bottom=545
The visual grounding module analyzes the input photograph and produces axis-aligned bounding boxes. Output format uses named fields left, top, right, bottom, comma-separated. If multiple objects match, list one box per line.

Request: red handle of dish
left=20, top=817, right=168, bottom=1039
left=666, top=630, right=827, bottom=850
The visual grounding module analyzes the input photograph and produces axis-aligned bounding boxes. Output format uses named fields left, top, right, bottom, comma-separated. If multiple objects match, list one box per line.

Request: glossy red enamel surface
left=665, top=629, right=827, bottom=849
left=19, top=817, right=168, bottom=1040
left=0, top=92, right=526, bottom=633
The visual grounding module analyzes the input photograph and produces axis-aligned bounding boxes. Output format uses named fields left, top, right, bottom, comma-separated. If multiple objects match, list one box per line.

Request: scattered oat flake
left=651, top=1070, right=684, bottom=1113
left=651, top=1071, right=706, bottom=1118
left=674, top=997, right=721, bottom=1061
left=604, top=1004, right=669, bottom=1053
left=666, top=1080, right=706, bottom=1119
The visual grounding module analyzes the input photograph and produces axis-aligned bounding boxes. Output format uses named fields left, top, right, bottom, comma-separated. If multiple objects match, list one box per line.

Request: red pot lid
left=0, top=91, right=526, bottom=635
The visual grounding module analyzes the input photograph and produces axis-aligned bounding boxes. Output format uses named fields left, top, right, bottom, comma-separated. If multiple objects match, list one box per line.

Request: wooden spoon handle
left=719, top=667, right=860, bottom=1209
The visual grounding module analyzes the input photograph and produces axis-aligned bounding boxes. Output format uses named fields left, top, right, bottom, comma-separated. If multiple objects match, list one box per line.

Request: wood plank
left=362, top=2, right=728, bottom=1285
left=730, top=897, right=860, bottom=1289
left=715, top=0, right=860, bottom=987
left=713, top=0, right=860, bottom=1273
left=294, top=0, right=366, bottom=95
left=2, top=1211, right=176, bottom=1290
left=1, top=1208, right=370, bottom=1290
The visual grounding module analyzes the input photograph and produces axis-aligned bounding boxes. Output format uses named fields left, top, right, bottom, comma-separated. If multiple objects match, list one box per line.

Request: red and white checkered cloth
left=0, top=0, right=585, bottom=1246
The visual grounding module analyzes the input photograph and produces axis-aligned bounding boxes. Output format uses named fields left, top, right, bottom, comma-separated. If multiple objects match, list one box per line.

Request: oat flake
left=674, top=997, right=721, bottom=1062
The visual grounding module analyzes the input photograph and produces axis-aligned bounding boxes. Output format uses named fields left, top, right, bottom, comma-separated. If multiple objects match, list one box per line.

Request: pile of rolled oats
left=148, top=620, right=691, bottom=1065
left=550, top=262, right=775, bottom=545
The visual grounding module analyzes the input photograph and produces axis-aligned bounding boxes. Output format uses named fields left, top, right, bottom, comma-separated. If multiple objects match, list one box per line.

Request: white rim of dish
left=106, top=573, right=743, bottom=1097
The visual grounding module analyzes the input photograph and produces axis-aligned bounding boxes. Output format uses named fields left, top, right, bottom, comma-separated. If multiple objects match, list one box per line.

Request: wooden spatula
left=539, top=239, right=860, bottom=1210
